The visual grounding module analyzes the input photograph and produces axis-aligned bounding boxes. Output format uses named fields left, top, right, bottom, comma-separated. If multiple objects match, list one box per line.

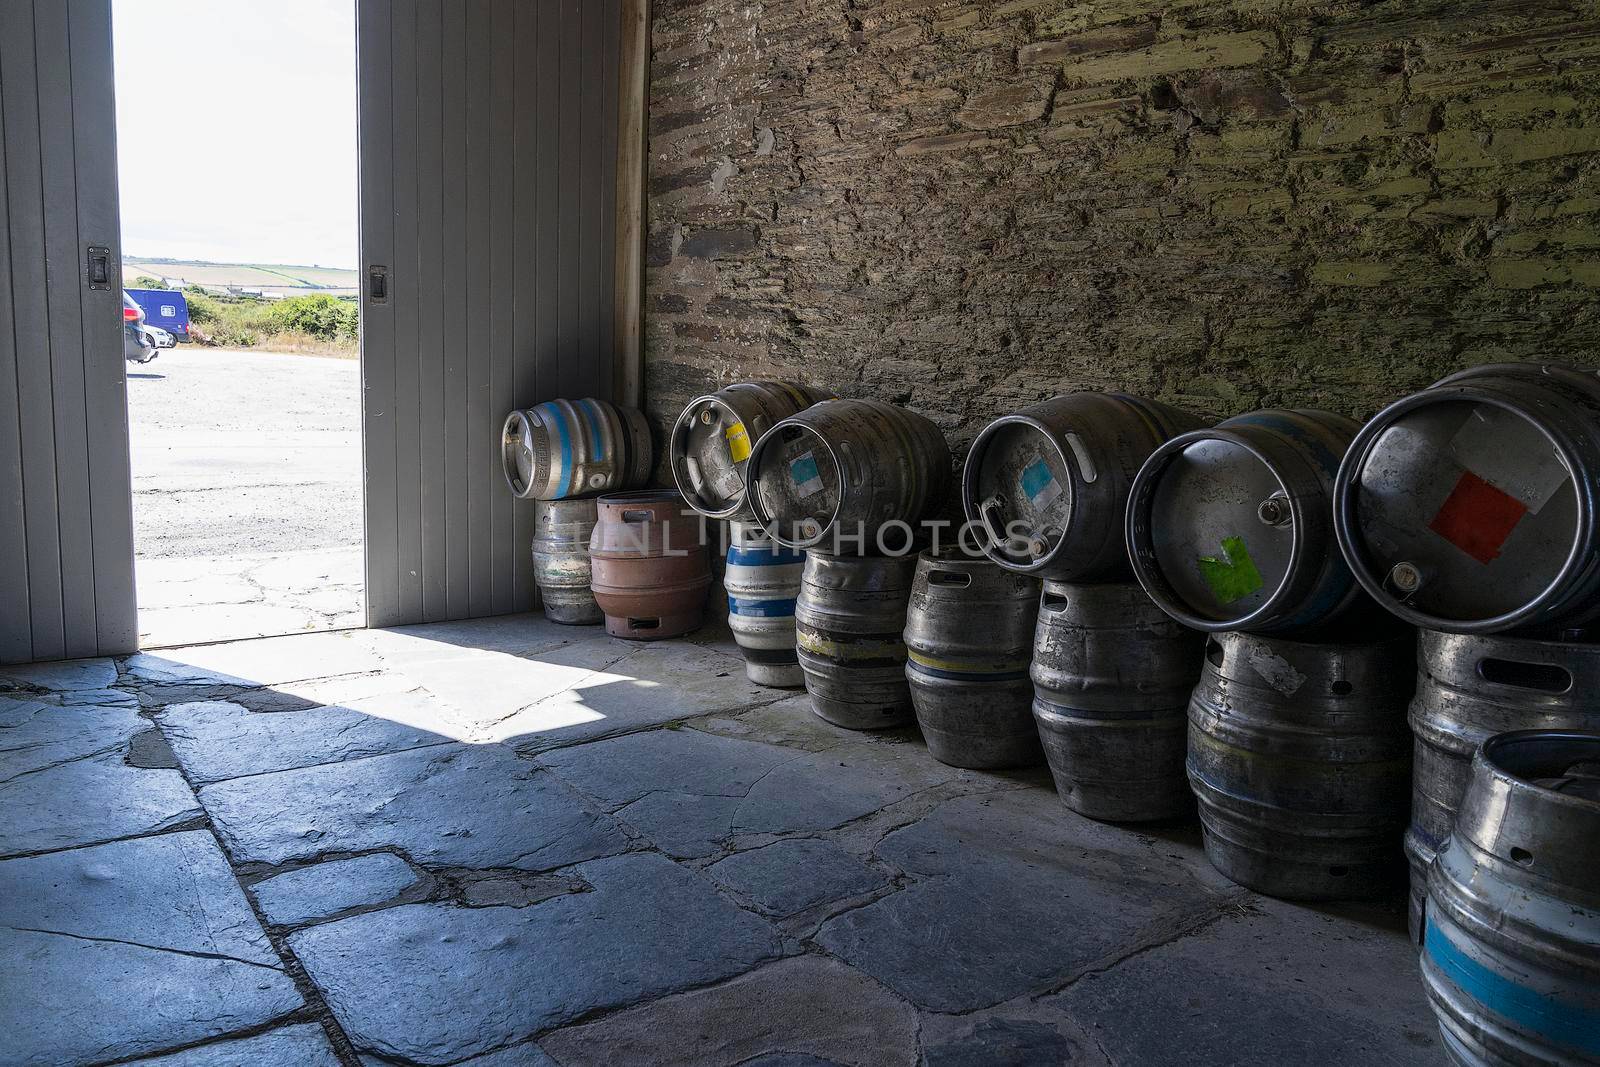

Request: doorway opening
left=112, top=0, right=363, bottom=648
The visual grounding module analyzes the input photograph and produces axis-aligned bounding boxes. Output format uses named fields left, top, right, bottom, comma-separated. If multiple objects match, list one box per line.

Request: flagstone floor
left=0, top=614, right=1445, bottom=1066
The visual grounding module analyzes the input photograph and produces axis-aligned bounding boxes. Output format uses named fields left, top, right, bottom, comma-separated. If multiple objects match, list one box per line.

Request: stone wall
left=642, top=0, right=1600, bottom=466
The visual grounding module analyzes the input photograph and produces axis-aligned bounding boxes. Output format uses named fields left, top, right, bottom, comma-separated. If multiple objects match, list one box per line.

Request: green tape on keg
left=1197, top=536, right=1264, bottom=605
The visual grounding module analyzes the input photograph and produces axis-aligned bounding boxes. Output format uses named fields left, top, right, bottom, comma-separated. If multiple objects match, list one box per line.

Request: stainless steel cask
left=1187, top=631, right=1414, bottom=899
left=501, top=399, right=652, bottom=500
left=903, top=551, right=1041, bottom=769
left=671, top=383, right=834, bottom=522
left=1336, top=363, right=1600, bottom=635
left=1405, top=629, right=1600, bottom=941
left=1128, top=409, right=1364, bottom=633
left=724, top=521, right=806, bottom=688
left=1422, top=731, right=1600, bottom=1067
left=795, top=550, right=917, bottom=729
left=531, top=498, right=602, bottom=625
left=745, top=399, right=950, bottom=550
left=962, top=393, right=1202, bottom=581
left=1030, top=581, right=1203, bottom=821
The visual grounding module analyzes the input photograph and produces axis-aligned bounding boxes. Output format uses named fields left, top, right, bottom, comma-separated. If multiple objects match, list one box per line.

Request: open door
left=0, top=0, right=136, bottom=664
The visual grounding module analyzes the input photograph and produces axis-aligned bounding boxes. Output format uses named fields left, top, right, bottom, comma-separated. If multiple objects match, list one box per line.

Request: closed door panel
left=0, top=0, right=136, bottom=665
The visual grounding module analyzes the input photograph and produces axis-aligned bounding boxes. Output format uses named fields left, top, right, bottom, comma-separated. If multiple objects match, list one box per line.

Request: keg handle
left=980, top=496, right=1026, bottom=557
left=1476, top=657, right=1572, bottom=694
left=928, top=570, right=972, bottom=588
left=622, top=510, right=652, bottom=523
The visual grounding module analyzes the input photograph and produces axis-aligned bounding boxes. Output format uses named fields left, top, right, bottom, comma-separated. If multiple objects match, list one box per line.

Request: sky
left=113, top=0, right=358, bottom=268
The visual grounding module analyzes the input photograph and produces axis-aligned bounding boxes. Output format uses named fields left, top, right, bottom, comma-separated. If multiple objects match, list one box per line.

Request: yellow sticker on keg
left=725, top=422, right=752, bottom=463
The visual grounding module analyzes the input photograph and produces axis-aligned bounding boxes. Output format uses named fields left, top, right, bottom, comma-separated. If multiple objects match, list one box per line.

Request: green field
left=124, top=256, right=358, bottom=293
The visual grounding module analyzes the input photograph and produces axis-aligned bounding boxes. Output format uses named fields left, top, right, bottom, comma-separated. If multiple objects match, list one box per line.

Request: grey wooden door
left=357, top=0, right=629, bottom=628
left=0, top=0, right=137, bottom=665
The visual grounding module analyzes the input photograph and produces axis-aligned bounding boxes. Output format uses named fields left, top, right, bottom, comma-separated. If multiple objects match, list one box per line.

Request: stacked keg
left=669, top=382, right=833, bottom=684
left=500, top=397, right=653, bottom=625
left=1332, top=362, right=1600, bottom=941
left=903, top=550, right=1041, bottom=768
left=1124, top=406, right=1417, bottom=899
left=746, top=397, right=952, bottom=727
left=963, top=393, right=1205, bottom=817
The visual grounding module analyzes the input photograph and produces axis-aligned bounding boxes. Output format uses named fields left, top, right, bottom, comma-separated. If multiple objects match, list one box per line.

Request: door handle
left=367, top=264, right=389, bottom=304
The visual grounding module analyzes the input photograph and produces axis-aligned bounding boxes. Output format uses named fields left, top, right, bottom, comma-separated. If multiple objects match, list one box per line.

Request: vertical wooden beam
left=613, top=0, right=647, bottom=410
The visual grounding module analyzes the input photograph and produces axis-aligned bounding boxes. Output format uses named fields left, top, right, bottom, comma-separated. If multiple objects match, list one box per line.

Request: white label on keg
left=789, top=451, right=824, bottom=497
left=1245, top=640, right=1306, bottom=696
left=1019, top=456, right=1062, bottom=510
left=1449, top=404, right=1571, bottom=515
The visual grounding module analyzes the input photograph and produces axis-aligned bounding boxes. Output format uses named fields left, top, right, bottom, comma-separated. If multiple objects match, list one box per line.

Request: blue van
left=125, top=287, right=190, bottom=341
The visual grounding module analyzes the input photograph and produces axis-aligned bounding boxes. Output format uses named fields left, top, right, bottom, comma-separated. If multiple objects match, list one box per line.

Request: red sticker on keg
left=1428, top=470, right=1529, bottom=565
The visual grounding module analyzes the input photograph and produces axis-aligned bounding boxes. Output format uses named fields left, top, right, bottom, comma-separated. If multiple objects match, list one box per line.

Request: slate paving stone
left=707, top=839, right=888, bottom=916
left=1, top=694, right=146, bottom=775
left=127, top=1024, right=341, bottom=1066
left=539, top=954, right=917, bottom=1067
left=490, top=641, right=781, bottom=751
left=1047, top=895, right=1447, bottom=1065
left=125, top=629, right=385, bottom=687
left=921, top=1018, right=1083, bottom=1066
left=157, top=694, right=458, bottom=784
left=0, top=699, right=203, bottom=856
left=365, top=612, right=588, bottom=658
left=538, top=725, right=798, bottom=809
left=541, top=726, right=963, bottom=859
left=814, top=791, right=1221, bottom=1012
left=362, top=640, right=624, bottom=740
left=250, top=853, right=422, bottom=927
left=690, top=693, right=859, bottom=753
left=0, top=831, right=302, bottom=1066
left=200, top=742, right=630, bottom=870
left=290, top=853, right=783, bottom=1065
left=0, top=656, right=118, bottom=692
left=614, top=738, right=968, bottom=858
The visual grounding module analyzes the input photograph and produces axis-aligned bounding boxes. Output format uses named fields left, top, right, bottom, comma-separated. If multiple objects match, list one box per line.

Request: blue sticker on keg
left=1019, top=456, right=1062, bottom=509
left=790, top=451, right=824, bottom=497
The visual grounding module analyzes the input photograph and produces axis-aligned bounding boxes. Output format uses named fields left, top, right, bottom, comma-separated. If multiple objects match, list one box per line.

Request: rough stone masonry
left=642, top=0, right=1600, bottom=467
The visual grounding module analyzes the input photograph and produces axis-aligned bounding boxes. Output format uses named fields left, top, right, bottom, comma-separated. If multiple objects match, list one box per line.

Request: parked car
left=123, top=291, right=158, bottom=364
left=125, top=286, right=190, bottom=341
left=142, top=324, right=176, bottom=350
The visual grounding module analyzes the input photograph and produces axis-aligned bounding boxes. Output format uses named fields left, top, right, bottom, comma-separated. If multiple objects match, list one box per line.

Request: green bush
left=265, top=294, right=359, bottom=342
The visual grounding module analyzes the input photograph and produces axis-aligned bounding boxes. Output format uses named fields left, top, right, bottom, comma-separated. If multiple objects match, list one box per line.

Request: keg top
left=1340, top=397, right=1582, bottom=629
left=502, top=410, right=540, bottom=497
left=965, top=418, right=1075, bottom=570
left=671, top=395, right=757, bottom=518
left=1455, top=731, right=1600, bottom=889
left=747, top=422, right=844, bottom=547
left=1136, top=432, right=1299, bottom=627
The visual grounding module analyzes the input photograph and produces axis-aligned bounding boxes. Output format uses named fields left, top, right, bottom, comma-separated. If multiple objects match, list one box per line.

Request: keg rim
left=1333, top=386, right=1593, bottom=635
left=597, top=488, right=687, bottom=507
left=501, top=409, right=536, bottom=499
left=961, top=412, right=1078, bottom=574
left=1125, top=426, right=1308, bottom=632
left=1478, top=728, right=1600, bottom=813
left=744, top=418, right=844, bottom=550
left=670, top=393, right=753, bottom=520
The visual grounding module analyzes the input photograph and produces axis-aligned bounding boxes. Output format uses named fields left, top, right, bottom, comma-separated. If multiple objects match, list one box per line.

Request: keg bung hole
left=1477, top=658, right=1572, bottom=694
left=1206, top=638, right=1225, bottom=669
left=1509, top=847, right=1534, bottom=867
left=1330, top=680, right=1353, bottom=696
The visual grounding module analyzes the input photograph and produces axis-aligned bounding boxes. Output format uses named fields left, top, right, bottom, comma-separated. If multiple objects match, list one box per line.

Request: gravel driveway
left=126, top=347, right=363, bottom=645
